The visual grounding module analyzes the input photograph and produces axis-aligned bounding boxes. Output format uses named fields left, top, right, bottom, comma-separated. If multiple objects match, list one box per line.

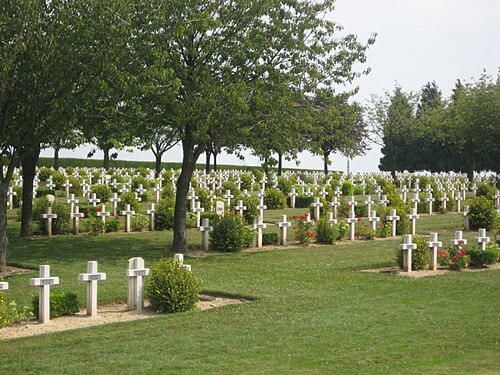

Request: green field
left=1, top=212, right=499, bottom=374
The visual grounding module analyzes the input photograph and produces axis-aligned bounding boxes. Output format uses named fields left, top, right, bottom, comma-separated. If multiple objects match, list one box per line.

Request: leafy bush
left=316, top=216, right=337, bottom=244
left=262, top=232, right=279, bottom=245
left=91, top=184, right=113, bottom=202
left=32, top=289, right=80, bottom=318
left=292, top=214, right=315, bottom=246
left=468, top=243, right=499, bottom=267
left=354, top=220, right=375, bottom=240
left=295, top=196, right=314, bottom=208
left=67, top=176, right=83, bottom=196
left=117, top=192, right=141, bottom=214
left=155, top=197, right=175, bottom=230
left=341, top=181, right=354, bottom=196
left=210, top=214, right=254, bottom=252
left=468, top=196, right=498, bottom=230
left=11, top=185, right=22, bottom=209
left=240, top=195, right=259, bottom=223
left=277, top=177, right=293, bottom=195
left=196, top=188, right=212, bottom=211
left=264, top=188, right=286, bottom=209
left=33, top=197, right=71, bottom=234
left=476, top=182, right=495, bottom=200
left=397, top=236, right=430, bottom=271
left=145, top=259, right=200, bottom=314
left=0, top=293, right=33, bottom=328
left=131, top=213, right=149, bottom=231
left=222, top=181, right=240, bottom=196
left=239, top=173, right=253, bottom=191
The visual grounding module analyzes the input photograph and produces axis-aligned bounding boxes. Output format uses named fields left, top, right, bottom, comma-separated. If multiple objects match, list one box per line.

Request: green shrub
left=155, top=197, right=175, bottom=230
left=240, top=195, right=259, bottom=223
left=239, top=173, right=253, bottom=191
left=32, top=289, right=80, bottom=319
left=476, top=182, right=495, bottom=200
left=117, top=192, right=141, bottom=214
left=186, top=212, right=198, bottom=229
left=262, top=232, right=279, bottom=245
left=33, top=198, right=71, bottom=235
left=316, top=216, right=337, bottom=244
left=396, top=235, right=430, bottom=271
left=196, top=188, right=212, bottom=211
left=200, top=212, right=220, bottom=223
left=0, top=292, right=33, bottom=328
left=277, top=177, right=293, bottom=195
left=264, top=188, right=286, bottom=210
left=468, top=196, right=498, bottom=230
left=145, top=259, right=200, bottom=314
left=67, top=176, right=83, bottom=196
left=468, top=242, right=499, bottom=267
left=210, top=215, right=255, bottom=252
left=222, top=181, right=240, bottom=196
left=131, top=213, right=149, bottom=231
left=91, top=184, right=113, bottom=202
left=132, top=176, right=149, bottom=190
left=11, top=185, right=22, bottom=209
left=295, top=196, right=314, bottom=208
left=341, top=181, right=354, bottom=196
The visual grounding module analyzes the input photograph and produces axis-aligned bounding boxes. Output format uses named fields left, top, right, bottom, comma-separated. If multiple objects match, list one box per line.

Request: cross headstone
left=96, top=204, right=110, bottom=224
left=331, top=196, right=341, bottom=219
left=254, top=216, right=267, bottom=248
left=375, top=185, right=383, bottom=201
left=66, top=194, right=79, bottom=216
left=146, top=203, right=156, bottom=231
left=78, top=261, right=106, bottom=317
left=401, top=185, right=409, bottom=202
left=29, top=265, right=60, bottom=323
left=411, top=193, right=420, bottom=211
left=364, top=195, right=373, bottom=218
left=223, top=189, right=234, bottom=207
left=289, top=188, right=298, bottom=208
left=199, top=218, right=213, bottom=251
left=454, top=191, right=463, bottom=213
left=379, top=194, right=389, bottom=207
left=386, top=209, right=400, bottom=237
left=303, top=187, right=313, bottom=197
left=215, top=201, right=225, bottom=216
left=408, top=207, right=419, bottom=235
left=427, top=232, right=442, bottom=271
left=462, top=205, right=470, bottom=230
left=109, top=193, right=121, bottom=216
left=88, top=193, right=100, bottom=207
left=439, top=192, right=449, bottom=211
left=234, top=200, right=247, bottom=216
left=0, top=281, right=8, bottom=290
left=192, top=201, right=204, bottom=228
left=71, top=205, right=84, bottom=235
left=328, top=212, right=337, bottom=225
left=319, top=187, right=328, bottom=200
left=426, top=193, right=435, bottom=215
left=311, top=197, right=323, bottom=220
left=127, top=257, right=150, bottom=311
left=136, top=184, right=146, bottom=196
left=42, top=207, right=58, bottom=237
left=257, top=197, right=267, bottom=220
left=7, top=187, right=16, bottom=209
left=63, top=179, right=72, bottom=197
left=121, top=204, right=135, bottom=233
left=277, top=215, right=292, bottom=246
left=368, top=210, right=380, bottom=231
left=153, top=184, right=161, bottom=203
left=118, top=184, right=129, bottom=194
left=495, top=190, right=500, bottom=212
left=346, top=211, right=357, bottom=241
left=347, top=196, right=357, bottom=216
left=475, top=228, right=490, bottom=251
left=451, top=231, right=467, bottom=246
left=400, top=235, right=417, bottom=272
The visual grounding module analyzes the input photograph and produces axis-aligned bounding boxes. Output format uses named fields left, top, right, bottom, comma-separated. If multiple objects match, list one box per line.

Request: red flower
left=313, top=218, right=317, bottom=223
left=306, top=231, right=314, bottom=237
left=115, top=215, right=120, bottom=220
left=96, top=206, right=102, bottom=212
left=293, top=215, right=299, bottom=219
left=85, top=208, right=90, bottom=213
left=357, top=217, right=362, bottom=222
left=379, top=223, right=384, bottom=227
left=293, top=225, right=298, bottom=229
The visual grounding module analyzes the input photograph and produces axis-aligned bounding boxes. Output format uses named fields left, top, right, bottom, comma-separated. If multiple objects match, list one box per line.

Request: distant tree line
left=369, top=73, right=500, bottom=180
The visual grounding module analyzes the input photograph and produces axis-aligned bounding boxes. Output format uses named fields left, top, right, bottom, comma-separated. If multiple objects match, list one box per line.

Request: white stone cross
left=7, top=187, right=16, bottom=209
left=304, top=187, right=313, bottom=197
left=328, top=212, right=337, bottom=225
left=439, top=192, right=449, bottom=211
left=127, top=257, right=150, bottom=311
left=121, top=204, right=135, bottom=233
left=254, top=216, right=267, bottom=248
left=215, top=201, right=225, bottom=216
left=364, top=195, right=373, bottom=218
left=188, top=189, right=198, bottom=211
left=146, top=203, right=156, bottom=231
left=110, top=179, right=118, bottom=189
left=153, top=184, right=161, bottom=203
left=471, top=183, right=477, bottom=197
left=88, top=193, right=101, bottom=207
left=0, top=281, right=8, bottom=290
left=334, top=186, right=342, bottom=198
left=462, top=205, right=470, bottom=230
left=319, top=187, right=328, bottom=199
left=411, top=193, right=420, bottom=211
left=63, top=179, right=72, bottom=197
left=223, top=189, right=234, bottom=207
left=495, top=190, right=500, bottom=212
left=330, top=196, right=341, bottom=219
left=386, top=209, right=400, bottom=237
left=46, top=177, right=55, bottom=190
left=426, top=193, right=435, bottom=215
left=257, top=197, right=267, bottom=220
left=400, top=235, right=417, bottom=272
left=368, top=210, right=380, bottom=231
left=451, top=231, right=467, bottom=246
left=42, top=206, right=58, bottom=237
left=401, top=185, right=409, bottom=202
left=174, top=253, right=191, bottom=272
left=408, top=207, right=419, bottom=235
left=118, top=184, right=129, bottom=194
left=346, top=211, right=357, bottom=241
left=277, top=214, right=292, bottom=246
left=347, top=196, right=357, bottom=216
left=427, top=232, right=442, bottom=271
left=379, top=194, right=389, bottom=207
left=78, top=261, right=106, bottom=317
left=96, top=204, right=110, bottom=223
left=289, top=188, right=298, bottom=208
left=66, top=194, right=79, bottom=216
left=454, top=191, right=463, bottom=213
left=71, top=205, right=84, bottom=235
left=375, top=185, right=383, bottom=201
left=199, top=218, right=213, bottom=251
left=475, top=228, right=490, bottom=251
left=136, top=184, right=146, bottom=195
left=311, top=197, right=323, bottom=220
left=192, top=201, right=204, bottom=228
left=29, top=265, right=60, bottom=323
left=109, top=193, right=121, bottom=216
left=234, top=200, right=247, bottom=216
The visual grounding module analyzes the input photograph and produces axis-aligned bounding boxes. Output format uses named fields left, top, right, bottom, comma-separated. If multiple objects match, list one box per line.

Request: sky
left=41, top=0, right=500, bottom=172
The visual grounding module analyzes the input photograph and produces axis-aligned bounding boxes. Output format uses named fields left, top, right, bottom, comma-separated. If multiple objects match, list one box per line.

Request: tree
left=131, top=0, right=375, bottom=252
left=307, top=90, right=368, bottom=174
left=0, top=0, right=132, bottom=269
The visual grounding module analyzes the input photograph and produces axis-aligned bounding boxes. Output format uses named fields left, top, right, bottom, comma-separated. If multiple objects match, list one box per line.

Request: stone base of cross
left=29, top=265, right=60, bottom=323
left=400, top=235, right=417, bottom=272
left=199, top=218, right=213, bottom=251
left=127, top=257, right=150, bottom=311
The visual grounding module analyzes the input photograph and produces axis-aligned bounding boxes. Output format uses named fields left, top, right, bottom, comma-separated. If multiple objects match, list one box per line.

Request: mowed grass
left=1, top=213, right=499, bottom=374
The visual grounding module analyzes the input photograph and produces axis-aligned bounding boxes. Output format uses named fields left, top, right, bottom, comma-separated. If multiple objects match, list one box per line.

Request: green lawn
left=1, top=213, right=499, bottom=374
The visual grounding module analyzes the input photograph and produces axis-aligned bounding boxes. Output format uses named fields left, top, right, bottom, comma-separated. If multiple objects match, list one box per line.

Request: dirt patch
left=0, top=265, right=36, bottom=277
left=0, top=294, right=246, bottom=341
left=360, top=262, right=500, bottom=278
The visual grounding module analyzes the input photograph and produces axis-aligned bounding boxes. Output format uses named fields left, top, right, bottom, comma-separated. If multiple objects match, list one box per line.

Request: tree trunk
left=172, top=141, right=203, bottom=253
left=467, top=151, right=475, bottom=182
left=0, top=183, right=9, bottom=273
left=20, top=149, right=40, bottom=237
left=213, top=152, right=218, bottom=172
left=205, top=149, right=211, bottom=174
left=155, top=152, right=163, bottom=178
left=103, top=147, right=111, bottom=171
left=277, top=152, right=283, bottom=176
left=54, top=147, right=60, bottom=170
left=323, top=151, right=330, bottom=175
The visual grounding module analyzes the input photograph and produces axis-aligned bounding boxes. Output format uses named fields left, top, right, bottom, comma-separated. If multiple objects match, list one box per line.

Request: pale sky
left=42, top=0, right=500, bottom=172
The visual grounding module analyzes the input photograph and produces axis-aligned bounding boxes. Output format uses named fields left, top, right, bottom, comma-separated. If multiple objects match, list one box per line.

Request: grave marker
left=400, top=235, right=417, bottom=272
left=78, top=261, right=106, bottom=317
left=311, top=197, right=323, bottom=220
left=386, top=209, right=400, bottom=237
left=29, top=265, right=60, bottom=323
left=289, top=188, right=298, bottom=208
left=277, top=215, right=292, bottom=246
left=234, top=200, right=247, bottom=216
left=42, top=207, right=58, bottom=237
left=146, top=203, right=156, bottom=231
left=109, top=193, right=121, bottom=216
left=0, top=281, right=8, bottom=290
left=127, top=257, right=150, bottom=311
left=451, top=231, right=467, bottom=246
left=199, top=218, right=213, bottom=251
left=254, top=216, right=267, bottom=248
left=121, top=204, right=135, bottom=233
left=475, top=228, right=490, bottom=251
left=215, top=201, right=225, bottom=216
left=408, top=207, right=419, bottom=235
left=427, top=233, right=442, bottom=271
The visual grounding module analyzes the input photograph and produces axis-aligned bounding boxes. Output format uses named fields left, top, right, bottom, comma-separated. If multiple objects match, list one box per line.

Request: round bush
left=33, top=198, right=71, bottom=235
left=397, top=235, right=430, bottom=271
left=263, top=188, right=286, bottom=210
left=468, top=196, right=498, bottom=230
left=91, top=184, right=113, bottom=203
left=341, top=181, right=354, bottom=196
left=155, top=197, right=175, bottom=230
left=210, top=215, right=254, bottom=252
left=145, top=259, right=200, bottom=314
left=277, top=177, right=293, bottom=195
left=117, top=192, right=141, bottom=213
